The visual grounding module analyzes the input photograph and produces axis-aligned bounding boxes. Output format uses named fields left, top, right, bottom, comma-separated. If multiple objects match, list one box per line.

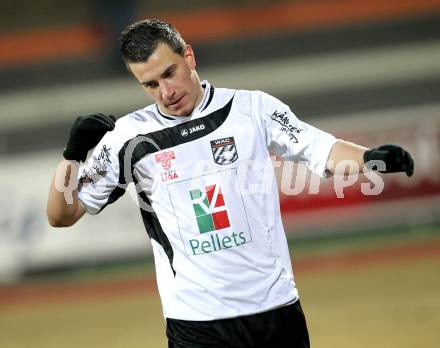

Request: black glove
left=363, top=144, right=414, bottom=177
left=63, top=113, right=116, bottom=162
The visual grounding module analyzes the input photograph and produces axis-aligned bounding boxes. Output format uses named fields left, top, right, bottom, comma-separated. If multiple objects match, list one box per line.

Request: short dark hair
left=120, top=19, right=186, bottom=63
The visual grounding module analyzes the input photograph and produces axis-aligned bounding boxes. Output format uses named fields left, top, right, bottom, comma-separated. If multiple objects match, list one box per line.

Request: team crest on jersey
left=210, top=137, right=238, bottom=165
left=155, top=151, right=179, bottom=182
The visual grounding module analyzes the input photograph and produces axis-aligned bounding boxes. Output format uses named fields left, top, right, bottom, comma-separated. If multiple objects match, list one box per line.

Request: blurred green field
left=1, top=229, right=439, bottom=348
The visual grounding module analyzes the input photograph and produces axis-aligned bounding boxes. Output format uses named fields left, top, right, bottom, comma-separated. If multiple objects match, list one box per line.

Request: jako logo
left=190, top=184, right=230, bottom=233
left=190, top=124, right=205, bottom=133
left=181, top=125, right=205, bottom=137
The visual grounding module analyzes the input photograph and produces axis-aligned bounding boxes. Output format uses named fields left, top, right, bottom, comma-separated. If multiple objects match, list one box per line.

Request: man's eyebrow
left=161, top=64, right=177, bottom=78
left=140, top=64, right=177, bottom=86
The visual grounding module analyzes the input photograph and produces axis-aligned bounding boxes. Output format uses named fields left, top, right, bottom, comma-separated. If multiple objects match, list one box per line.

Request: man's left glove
left=363, top=144, right=414, bottom=177
left=63, top=113, right=116, bottom=162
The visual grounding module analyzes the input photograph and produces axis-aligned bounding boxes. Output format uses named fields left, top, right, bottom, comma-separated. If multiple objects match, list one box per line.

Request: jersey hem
left=163, top=295, right=299, bottom=322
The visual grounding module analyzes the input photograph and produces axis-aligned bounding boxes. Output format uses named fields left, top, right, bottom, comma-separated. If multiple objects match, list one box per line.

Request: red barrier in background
left=279, top=116, right=440, bottom=235
left=1, top=0, right=440, bottom=65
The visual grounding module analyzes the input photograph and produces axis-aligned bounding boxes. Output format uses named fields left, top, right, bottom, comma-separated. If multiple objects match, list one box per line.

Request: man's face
left=128, top=43, right=203, bottom=117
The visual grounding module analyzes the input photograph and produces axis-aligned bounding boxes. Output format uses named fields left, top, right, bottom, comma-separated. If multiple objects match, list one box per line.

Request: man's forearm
left=47, top=159, right=85, bottom=227
left=327, top=140, right=368, bottom=175
left=327, top=140, right=414, bottom=177
left=47, top=113, right=115, bottom=227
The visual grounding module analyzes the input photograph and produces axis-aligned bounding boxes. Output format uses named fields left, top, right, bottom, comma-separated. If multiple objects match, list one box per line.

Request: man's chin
left=162, top=99, right=196, bottom=117
left=171, top=105, right=194, bottom=117
left=170, top=110, right=188, bottom=117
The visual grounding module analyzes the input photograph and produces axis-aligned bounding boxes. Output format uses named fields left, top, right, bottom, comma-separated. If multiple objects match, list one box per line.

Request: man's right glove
left=363, top=144, right=414, bottom=177
left=63, top=113, right=116, bottom=162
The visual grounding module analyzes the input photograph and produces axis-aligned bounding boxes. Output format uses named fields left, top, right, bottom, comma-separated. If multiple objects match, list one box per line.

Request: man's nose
left=160, top=81, right=175, bottom=100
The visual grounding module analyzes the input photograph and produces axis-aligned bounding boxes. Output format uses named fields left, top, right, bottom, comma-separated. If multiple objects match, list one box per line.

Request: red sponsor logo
left=155, top=151, right=179, bottom=182
left=155, top=151, right=175, bottom=170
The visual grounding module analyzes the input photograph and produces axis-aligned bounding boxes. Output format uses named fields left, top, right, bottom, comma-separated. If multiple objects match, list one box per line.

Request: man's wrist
left=363, top=149, right=374, bottom=169
left=61, top=157, right=81, bottom=166
left=63, top=147, right=86, bottom=162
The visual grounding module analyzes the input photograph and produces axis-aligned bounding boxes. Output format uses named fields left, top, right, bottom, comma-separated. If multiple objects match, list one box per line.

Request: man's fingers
left=372, top=149, right=389, bottom=162
left=92, top=114, right=116, bottom=130
left=94, top=113, right=116, bottom=125
left=403, top=151, right=415, bottom=177
left=365, top=144, right=414, bottom=176
left=397, top=149, right=414, bottom=177
left=79, top=114, right=116, bottom=131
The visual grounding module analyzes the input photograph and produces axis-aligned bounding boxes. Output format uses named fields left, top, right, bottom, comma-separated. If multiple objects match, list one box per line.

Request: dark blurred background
left=0, top=2, right=439, bottom=346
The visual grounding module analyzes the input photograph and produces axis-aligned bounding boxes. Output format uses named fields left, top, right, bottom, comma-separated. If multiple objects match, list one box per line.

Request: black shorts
left=166, top=300, right=310, bottom=348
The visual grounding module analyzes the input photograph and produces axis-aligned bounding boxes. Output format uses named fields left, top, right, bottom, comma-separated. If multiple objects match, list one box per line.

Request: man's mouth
left=167, top=95, right=185, bottom=108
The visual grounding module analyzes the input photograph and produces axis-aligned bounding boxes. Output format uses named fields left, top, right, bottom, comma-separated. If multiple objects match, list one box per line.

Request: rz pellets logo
left=190, top=184, right=230, bottom=233
left=187, top=184, right=247, bottom=255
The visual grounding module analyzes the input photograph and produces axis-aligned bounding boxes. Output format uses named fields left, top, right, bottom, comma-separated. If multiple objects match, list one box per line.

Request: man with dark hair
left=119, top=19, right=205, bottom=118
left=47, top=19, right=414, bottom=347
left=120, top=19, right=187, bottom=62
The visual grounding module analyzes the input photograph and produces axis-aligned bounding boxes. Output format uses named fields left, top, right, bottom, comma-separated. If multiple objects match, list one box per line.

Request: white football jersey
left=78, top=81, right=336, bottom=320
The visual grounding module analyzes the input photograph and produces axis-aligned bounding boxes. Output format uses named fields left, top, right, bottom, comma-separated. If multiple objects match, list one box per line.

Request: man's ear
left=184, top=45, right=197, bottom=69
